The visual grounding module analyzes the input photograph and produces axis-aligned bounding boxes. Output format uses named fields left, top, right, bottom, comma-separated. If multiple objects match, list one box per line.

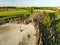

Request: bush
left=43, top=13, right=51, bottom=27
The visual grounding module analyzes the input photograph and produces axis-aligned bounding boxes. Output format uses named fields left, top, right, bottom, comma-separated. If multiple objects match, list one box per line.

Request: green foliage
left=43, top=13, right=51, bottom=27
left=0, top=10, right=30, bottom=21
left=27, top=7, right=33, bottom=14
left=49, top=12, right=56, bottom=19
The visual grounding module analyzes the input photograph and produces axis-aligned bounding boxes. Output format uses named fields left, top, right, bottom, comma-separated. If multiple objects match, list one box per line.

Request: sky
left=0, top=0, right=60, bottom=7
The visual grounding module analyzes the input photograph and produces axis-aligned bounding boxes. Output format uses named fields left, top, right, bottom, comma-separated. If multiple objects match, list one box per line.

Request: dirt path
left=0, top=23, right=37, bottom=45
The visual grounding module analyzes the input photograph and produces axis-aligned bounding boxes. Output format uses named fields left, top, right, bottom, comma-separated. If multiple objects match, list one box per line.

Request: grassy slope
left=55, top=14, right=60, bottom=44
left=33, top=9, right=60, bottom=44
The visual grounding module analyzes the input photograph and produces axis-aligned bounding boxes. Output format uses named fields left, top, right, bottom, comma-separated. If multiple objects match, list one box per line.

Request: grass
left=0, top=9, right=57, bottom=21
left=33, top=9, right=56, bottom=13
left=0, top=9, right=59, bottom=21
left=54, top=11, right=60, bottom=44
left=0, top=10, right=30, bottom=21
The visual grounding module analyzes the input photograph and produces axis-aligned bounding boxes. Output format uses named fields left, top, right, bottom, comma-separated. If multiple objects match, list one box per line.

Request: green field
left=0, top=9, right=57, bottom=21
left=0, top=10, right=30, bottom=21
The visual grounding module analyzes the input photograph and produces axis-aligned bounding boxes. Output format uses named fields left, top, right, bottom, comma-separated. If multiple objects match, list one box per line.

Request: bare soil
left=0, top=23, right=37, bottom=45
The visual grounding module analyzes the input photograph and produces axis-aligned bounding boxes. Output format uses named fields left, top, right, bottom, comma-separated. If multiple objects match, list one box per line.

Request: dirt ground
left=0, top=23, right=37, bottom=45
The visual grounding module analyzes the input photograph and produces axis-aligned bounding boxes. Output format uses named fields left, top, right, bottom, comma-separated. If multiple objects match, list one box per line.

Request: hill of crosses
left=25, top=12, right=56, bottom=45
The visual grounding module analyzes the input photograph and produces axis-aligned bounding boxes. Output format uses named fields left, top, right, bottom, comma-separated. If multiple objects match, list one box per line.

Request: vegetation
left=0, top=10, right=30, bottom=21
left=0, top=7, right=60, bottom=45
left=0, top=7, right=57, bottom=22
left=43, top=13, right=52, bottom=27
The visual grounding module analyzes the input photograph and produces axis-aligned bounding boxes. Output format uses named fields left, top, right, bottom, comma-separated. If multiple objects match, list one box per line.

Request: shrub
left=43, top=13, right=51, bottom=27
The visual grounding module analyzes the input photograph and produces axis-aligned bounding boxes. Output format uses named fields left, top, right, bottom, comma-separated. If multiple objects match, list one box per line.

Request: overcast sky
left=0, top=0, right=60, bottom=7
